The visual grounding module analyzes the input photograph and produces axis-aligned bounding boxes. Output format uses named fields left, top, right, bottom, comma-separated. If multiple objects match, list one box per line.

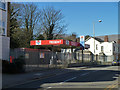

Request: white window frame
left=101, top=46, right=104, bottom=52
left=96, top=44, right=98, bottom=50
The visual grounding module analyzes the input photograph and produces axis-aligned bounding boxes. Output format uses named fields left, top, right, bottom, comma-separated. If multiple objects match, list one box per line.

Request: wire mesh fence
left=10, top=48, right=114, bottom=72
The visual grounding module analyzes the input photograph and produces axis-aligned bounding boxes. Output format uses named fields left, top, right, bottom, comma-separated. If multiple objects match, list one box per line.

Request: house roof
left=85, top=37, right=104, bottom=42
left=94, top=37, right=104, bottom=42
left=96, top=34, right=120, bottom=42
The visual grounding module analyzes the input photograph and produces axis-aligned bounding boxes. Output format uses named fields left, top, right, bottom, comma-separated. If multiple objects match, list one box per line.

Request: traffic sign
left=80, top=36, right=85, bottom=49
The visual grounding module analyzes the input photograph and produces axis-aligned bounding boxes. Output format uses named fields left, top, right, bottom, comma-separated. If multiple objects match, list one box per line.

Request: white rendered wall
left=85, top=38, right=114, bottom=56
left=0, top=36, right=10, bottom=60
left=100, top=42, right=113, bottom=56
left=85, top=38, right=100, bottom=55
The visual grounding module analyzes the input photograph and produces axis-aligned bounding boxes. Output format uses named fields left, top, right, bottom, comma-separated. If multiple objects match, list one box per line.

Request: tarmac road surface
left=4, top=66, right=120, bottom=90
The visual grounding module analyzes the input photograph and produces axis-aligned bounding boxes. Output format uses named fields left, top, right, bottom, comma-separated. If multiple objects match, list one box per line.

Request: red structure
left=30, top=39, right=80, bottom=47
left=30, top=39, right=90, bottom=49
left=22, top=48, right=50, bottom=52
left=30, top=39, right=90, bottom=64
left=10, top=56, right=14, bottom=63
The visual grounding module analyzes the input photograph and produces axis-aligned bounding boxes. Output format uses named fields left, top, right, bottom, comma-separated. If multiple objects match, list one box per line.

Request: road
left=6, top=66, right=120, bottom=90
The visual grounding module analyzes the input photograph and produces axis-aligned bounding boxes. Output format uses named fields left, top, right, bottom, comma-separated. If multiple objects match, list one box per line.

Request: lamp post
left=93, top=20, right=102, bottom=55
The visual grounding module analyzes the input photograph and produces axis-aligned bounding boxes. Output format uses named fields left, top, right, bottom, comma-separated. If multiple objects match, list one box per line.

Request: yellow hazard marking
left=104, top=81, right=118, bottom=90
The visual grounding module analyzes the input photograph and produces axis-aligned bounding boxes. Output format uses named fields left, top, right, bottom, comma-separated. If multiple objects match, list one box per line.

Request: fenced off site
left=10, top=48, right=114, bottom=72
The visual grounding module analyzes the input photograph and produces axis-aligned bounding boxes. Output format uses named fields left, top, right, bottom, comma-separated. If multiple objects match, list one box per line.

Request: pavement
left=2, top=66, right=89, bottom=89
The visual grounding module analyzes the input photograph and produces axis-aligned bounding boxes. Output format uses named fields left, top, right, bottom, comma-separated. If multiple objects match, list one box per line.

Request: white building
left=85, top=37, right=119, bottom=60
left=0, top=1, right=10, bottom=60
left=61, top=48, right=76, bottom=53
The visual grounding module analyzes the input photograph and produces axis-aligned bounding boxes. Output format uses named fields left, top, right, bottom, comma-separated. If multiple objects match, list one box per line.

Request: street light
left=99, top=20, right=102, bottom=22
left=93, top=20, right=102, bottom=55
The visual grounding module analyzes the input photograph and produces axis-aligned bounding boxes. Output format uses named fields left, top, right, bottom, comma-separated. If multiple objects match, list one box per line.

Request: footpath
left=2, top=66, right=89, bottom=89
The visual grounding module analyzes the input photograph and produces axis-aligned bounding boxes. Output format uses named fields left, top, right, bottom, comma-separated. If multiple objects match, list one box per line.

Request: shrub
left=2, top=56, right=26, bottom=73
left=2, top=60, right=10, bottom=73
left=13, top=55, right=25, bottom=72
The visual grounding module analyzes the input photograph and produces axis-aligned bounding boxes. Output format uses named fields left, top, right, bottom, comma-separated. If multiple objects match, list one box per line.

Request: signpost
left=80, top=36, right=85, bottom=63
left=80, top=36, right=85, bottom=50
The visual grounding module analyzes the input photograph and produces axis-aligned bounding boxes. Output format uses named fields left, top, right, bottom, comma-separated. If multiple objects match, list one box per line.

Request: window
left=0, top=21, right=5, bottom=27
left=101, top=46, right=104, bottom=52
left=96, top=44, right=98, bottom=50
left=65, top=49, right=66, bottom=53
left=0, top=27, right=5, bottom=36
left=113, top=46, right=115, bottom=51
left=2, top=22, right=5, bottom=27
left=0, top=27, right=2, bottom=35
left=2, top=28, right=5, bottom=35
left=69, top=50, right=71, bottom=53
left=118, top=47, right=120, bottom=52
left=0, top=2, right=6, bottom=10
left=0, top=21, right=1, bottom=26
left=0, top=20, right=6, bottom=36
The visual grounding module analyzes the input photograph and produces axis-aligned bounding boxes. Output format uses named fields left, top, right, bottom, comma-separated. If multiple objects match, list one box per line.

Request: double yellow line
left=104, top=81, right=118, bottom=90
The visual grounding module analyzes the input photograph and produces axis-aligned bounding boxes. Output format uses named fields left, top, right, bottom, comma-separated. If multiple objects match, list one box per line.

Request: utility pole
left=93, top=22, right=95, bottom=55
left=7, top=2, right=10, bottom=37
left=93, top=20, right=102, bottom=62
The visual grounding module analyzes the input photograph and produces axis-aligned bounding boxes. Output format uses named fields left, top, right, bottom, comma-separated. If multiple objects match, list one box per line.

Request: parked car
left=112, top=60, right=120, bottom=66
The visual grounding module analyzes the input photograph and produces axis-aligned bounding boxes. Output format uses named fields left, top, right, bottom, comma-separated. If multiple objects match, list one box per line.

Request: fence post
left=37, top=51, right=39, bottom=70
left=82, top=49, right=84, bottom=63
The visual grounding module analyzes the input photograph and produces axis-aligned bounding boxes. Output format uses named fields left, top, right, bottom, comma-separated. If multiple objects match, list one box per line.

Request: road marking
left=34, top=73, right=43, bottom=75
left=110, top=82, right=118, bottom=89
left=47, top=87, right=52, bottom=88
left=104, top=81, right=118, bottom=90
left=59, top=77, right=77, bottom=84
left=80, top=72, right=90, bottom=76
left=111, top=84, right=118, bottom=88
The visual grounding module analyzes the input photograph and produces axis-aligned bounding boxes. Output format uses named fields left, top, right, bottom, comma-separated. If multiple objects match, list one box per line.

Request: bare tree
left=9, top=3, right=42, bottom=48
left=13, top=3, right=42, bottom=47
left=40, top=6, right=67, bottom=40
left=20, top=3, right=42, bottom=39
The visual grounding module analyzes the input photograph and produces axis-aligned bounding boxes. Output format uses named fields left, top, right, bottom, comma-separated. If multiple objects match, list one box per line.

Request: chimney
left=104, top=35, right=109, bottom=42
left=117, top=39, right=120, bottom=44
left=77, top=38, right=80, bottom=42
left=71, top=34, right=76, bottom=42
